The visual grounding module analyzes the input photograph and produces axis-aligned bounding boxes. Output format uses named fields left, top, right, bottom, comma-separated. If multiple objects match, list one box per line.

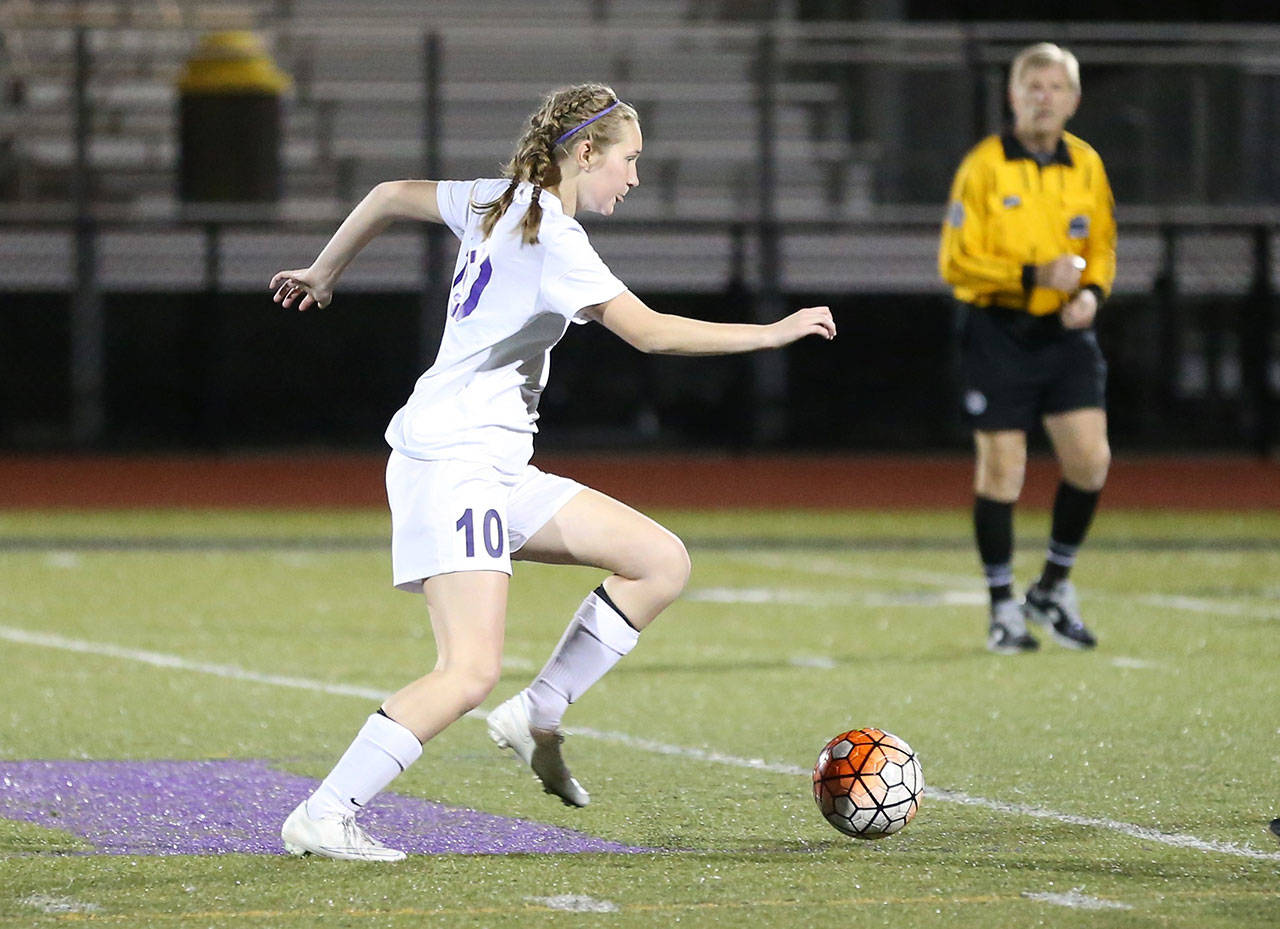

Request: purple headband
left=553, top=100, right=623, bottom=146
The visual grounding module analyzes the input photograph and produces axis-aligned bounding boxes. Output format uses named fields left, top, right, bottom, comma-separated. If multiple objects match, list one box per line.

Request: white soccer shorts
left=385, top=450, right=585, bottom=592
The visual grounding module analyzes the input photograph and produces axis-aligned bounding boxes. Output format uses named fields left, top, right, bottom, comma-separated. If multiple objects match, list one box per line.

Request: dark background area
left=0, top=288, right=1259, bottom=453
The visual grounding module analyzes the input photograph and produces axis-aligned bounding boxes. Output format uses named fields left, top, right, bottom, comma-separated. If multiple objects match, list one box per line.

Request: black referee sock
left=1037, top=481, right=1101, bottom=590
left=974, top=495, right=1015, bottom=605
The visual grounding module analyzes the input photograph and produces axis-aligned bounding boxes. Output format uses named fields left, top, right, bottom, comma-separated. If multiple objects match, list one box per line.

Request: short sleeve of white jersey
left=435, top=179, right=488, bottom=239
left=539, top=223, right=626, bottom=322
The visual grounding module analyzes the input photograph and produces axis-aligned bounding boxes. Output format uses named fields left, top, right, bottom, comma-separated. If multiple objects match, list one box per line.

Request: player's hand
left=772, top=306, right=836, bottom=346
left=269, top=268, right=332, bottom=311
left=1035, top=254, right=1085, bottom=293
left=1061, top=288, right=1098, bottom=329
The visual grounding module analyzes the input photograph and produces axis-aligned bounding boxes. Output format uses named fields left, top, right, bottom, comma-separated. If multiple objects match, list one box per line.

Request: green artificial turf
left=2, top=508, right=1277, bottom=927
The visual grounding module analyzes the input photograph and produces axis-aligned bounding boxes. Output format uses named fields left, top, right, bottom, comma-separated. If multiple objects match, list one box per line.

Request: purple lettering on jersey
left=455, top=256, right=493, bottom=320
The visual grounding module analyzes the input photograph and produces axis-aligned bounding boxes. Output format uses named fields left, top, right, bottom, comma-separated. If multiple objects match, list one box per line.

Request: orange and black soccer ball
left=813, top=728, right=923, bottom=839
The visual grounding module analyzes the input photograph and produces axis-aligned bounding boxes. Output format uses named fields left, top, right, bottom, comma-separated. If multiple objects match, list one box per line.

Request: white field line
left=727, top=551, right=977, bottom=589
left=1108, top=656, right=1167, bottom=671
left=0, top=624, right=531, bottom=693
left=724, top=552, right=1280, bottom=620
left=687, top=586, right=987, bottom=607
left=1021, top=889, right=1131, bottom=911
left=691, top=588, right=1167, bottom=670
left=0, top=625, right=388, bottom=702
left=1134, top=594, right=1280, bottom=620
left=565, top=725, right=1280, bottom=862
left=523, top=895, right=619, bottom=913
left=4, top=624, right=1279, bottom=863
left=20, top=894, right=102, bottom=915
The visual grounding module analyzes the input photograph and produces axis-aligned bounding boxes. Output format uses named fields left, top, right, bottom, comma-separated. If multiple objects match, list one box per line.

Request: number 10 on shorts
left=456, top=508, right=504, bottom=558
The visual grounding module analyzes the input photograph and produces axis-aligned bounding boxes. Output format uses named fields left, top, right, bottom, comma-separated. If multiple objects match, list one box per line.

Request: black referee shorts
left=957, top=303, right=1107, bottom=432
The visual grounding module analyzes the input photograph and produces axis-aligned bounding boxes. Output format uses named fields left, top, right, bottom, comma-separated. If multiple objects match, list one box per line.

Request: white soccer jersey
left=385, top=179, right=626, bottom=474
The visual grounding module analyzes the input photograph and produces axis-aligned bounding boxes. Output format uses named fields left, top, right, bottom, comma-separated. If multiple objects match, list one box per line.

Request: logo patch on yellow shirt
left=1068, top=215, right=1091, bottom=239
left=1002, top=195, right=1021, bottom=209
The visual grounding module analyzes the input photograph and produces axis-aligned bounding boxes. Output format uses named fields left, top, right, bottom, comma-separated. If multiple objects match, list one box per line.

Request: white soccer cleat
left=281, top=801, right=406, bottom=862
left=486, top=693, right=590, bottom=808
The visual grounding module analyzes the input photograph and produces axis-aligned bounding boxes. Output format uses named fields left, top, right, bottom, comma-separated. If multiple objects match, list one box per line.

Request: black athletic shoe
left=986, top=599, right=1039, bottom=654
left=1269, top=818, right=1280, bottom=841
left=1024, top=580, right=1097, bottom=649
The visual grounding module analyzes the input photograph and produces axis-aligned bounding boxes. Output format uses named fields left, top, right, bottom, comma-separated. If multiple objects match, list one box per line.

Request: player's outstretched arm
left=270, top=180, right=441, bottom=311
left=586, top=291, right=835, bottom=355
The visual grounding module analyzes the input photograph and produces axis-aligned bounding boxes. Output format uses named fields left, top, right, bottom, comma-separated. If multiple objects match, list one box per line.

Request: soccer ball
left=812, top=728, right=923, bottom=839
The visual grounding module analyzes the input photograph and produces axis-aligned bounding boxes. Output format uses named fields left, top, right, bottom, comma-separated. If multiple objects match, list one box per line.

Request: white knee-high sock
left=525, top=585, right=640, bottom=731
left=306, top=711, right=423, bottom=819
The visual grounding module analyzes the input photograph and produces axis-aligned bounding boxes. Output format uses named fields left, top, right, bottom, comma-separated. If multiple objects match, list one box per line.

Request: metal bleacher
left=0, top=0, right=886, bottom=293
left=1, top=0, right=870, bottom=218
left=3, top=4, right=1279, bottom=297
left=282, top=17, right=868, bottom=219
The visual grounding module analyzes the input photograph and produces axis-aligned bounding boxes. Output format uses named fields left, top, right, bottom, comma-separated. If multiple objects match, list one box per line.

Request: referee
left=938, top=42, right=1117, bottom=654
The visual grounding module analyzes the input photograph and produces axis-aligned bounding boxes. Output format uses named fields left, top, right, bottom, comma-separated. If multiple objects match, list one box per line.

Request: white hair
left=1010, top=42, right=1081, bottom=94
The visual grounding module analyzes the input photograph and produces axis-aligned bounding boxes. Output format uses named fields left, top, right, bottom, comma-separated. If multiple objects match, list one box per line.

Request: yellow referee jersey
left=938, top=131, right=1116, bottom=316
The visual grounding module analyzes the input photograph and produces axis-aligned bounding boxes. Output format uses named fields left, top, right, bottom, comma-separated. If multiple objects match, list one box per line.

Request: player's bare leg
left=382, top=570, right=509, bottom=741
left=516, top=488, right=691, bottom=629
left=283, top=571, right=508, bottom=859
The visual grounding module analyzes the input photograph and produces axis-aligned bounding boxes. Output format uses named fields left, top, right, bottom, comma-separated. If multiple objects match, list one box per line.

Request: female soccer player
left=271, top=83, right=836, bottom=861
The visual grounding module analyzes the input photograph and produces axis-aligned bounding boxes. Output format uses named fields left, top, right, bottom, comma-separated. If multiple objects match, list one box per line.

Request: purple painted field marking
left=0, top=760, right=649, bottom=856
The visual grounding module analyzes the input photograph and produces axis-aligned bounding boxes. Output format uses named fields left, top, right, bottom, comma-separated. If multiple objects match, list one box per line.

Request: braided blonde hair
left=477, top=83, right=639, bottom=245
